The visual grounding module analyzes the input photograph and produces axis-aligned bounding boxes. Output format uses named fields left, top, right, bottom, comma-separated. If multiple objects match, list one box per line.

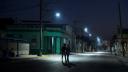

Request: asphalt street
left=1, top=52, right=128, bottom=72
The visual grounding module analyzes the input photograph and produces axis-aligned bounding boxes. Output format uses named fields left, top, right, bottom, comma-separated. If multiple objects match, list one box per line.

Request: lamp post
left=84, top=27, right=94, bottom=52
left=118, top=0, right=125, bottom=56
left=38, top=0, right=43, bottom=56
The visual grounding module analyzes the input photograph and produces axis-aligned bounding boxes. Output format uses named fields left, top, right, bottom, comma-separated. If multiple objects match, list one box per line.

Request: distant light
left=84, top=27, right=88, bottom=33
left=97, top=37, right=100, bottom=42
left=89, top=33, right=92, bottom=37
left=55, top=12, right=61, bottom=18
left=97, top=36, right=101, bottom=46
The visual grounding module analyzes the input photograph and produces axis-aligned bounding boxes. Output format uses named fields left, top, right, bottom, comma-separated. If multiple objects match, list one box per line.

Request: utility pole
left=38, top=0, right=43, bottom=56
left=118, top=0, right=125, bottom=56
left=38, top=0, right=60, bottom=56
left=118, top=0, right=122, bottom=37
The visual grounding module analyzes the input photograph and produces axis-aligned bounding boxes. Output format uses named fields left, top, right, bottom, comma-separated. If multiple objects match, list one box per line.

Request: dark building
left=111, top=29, right=128, bottom=56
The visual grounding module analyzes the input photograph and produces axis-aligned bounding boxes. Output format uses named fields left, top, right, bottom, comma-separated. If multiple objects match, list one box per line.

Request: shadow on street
left=62, top=62, right=76, bottom=68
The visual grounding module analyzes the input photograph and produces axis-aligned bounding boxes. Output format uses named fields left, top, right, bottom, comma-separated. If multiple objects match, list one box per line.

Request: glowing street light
left=84, top=27, right=88, bottom=33
left=89, top=33, right=92, bottom=37
left=97, top=36, right=101, bottom=46
left=97, top=37, right=100, bottom=42
left=55, top=12, right=61, bottom=18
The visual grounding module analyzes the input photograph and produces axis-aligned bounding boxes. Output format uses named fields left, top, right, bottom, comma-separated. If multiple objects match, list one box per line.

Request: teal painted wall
left=7, top=28, right=70, bottom=54
left=56, top=37, right=60, bottom=54
left=43, top=31, right=62, bottom=37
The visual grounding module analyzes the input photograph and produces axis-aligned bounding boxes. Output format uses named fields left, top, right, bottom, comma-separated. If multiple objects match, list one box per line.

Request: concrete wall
left=8, top=42, right=30, bottom=56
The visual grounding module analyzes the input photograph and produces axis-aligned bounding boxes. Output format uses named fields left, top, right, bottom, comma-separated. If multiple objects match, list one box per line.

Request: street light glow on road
left=38, top=54, right=91, bottom=62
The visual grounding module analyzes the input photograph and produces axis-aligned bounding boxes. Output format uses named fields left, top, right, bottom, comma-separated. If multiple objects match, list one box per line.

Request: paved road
left=1, top=52, right=128, bottom=72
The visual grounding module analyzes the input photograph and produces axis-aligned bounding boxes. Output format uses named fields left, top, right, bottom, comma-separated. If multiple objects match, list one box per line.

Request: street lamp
left=89, top=33, right=92, bottom=37
left=84, top=27, right=92, bottom=37
left=84, top=27, right=88, bottom=33
left=55, top=12, right=61, bottom=18
left=96, top=36, right=101, bottom=46
left=97, top=37, right=100, bottom=43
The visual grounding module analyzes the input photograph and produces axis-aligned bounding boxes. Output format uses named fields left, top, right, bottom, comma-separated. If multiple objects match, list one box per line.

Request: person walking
left=66, top=43, right=70, bottom=64
left=61, top=44, right=66, bottom=63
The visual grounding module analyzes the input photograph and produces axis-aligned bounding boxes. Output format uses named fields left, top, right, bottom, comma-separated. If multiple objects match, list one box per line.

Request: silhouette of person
left=61, top=44, right=66, bottom=63
left=121, top=41, right=125, bottom=56
left=66, top=43, right=70, bottom=64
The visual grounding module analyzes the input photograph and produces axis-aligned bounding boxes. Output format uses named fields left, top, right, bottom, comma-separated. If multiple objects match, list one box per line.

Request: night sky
left=0, top=0, right=128, bottom=40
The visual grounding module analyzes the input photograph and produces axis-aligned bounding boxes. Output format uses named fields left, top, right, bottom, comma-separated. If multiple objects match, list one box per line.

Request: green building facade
left=7, top=23, right=72, bottom=55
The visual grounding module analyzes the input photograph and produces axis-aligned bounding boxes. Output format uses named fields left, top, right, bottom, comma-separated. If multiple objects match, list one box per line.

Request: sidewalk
left=7, top=52, right=81, bottom=60
left=8, top=55, right=39, bottom=59
left=8, top=52, right=110, bottom=59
